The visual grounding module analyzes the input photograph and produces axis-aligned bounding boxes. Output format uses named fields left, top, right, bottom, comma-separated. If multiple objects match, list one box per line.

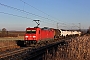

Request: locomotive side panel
left=49, top=29, right=54, bottom=39
left=36, top=28, right=41, bottom=41
left=41, top=30, right=48, bottom=40
left=41, top=28, right=54, bottom=40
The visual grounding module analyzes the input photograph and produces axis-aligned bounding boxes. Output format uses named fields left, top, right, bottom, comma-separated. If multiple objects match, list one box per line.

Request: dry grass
left=0, top=36, right=24, bottom=40
left=0, top=36, right=23, bottom=52
left=46, top=34, right=90, bottom=60
left=0, top=40, right=20, bottom=52
left=67, top=35, right=90, bottom=60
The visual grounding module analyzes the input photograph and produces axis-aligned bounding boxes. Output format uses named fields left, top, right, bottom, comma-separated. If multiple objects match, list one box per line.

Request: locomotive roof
left=41, top=27, right=53, bottom=30
left=26, top=27, right=53, bottom=30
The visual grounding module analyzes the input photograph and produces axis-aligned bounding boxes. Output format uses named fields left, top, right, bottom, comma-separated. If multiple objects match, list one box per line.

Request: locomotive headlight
left=25, top=36, right=28, bottom=38
left=33, top=36, right=36, bottom=38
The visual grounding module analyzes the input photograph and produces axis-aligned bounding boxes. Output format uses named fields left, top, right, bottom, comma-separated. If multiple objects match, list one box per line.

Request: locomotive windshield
left=26, top=30, right=36, bottom=34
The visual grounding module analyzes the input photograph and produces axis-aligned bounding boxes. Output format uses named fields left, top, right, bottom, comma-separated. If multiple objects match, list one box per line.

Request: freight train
left=24, top=27, right=81, bottom=46
left=23, top=20, right=81, bottom=46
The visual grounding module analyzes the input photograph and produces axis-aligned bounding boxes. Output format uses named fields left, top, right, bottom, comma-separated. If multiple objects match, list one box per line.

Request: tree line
left=0, top=28, right=25, bottom=37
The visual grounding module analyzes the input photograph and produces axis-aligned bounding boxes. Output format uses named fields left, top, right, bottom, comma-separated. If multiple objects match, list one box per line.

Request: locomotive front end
left=24, top=30, right=36, bottom=40
left=24, top=28, right=37, bottom=45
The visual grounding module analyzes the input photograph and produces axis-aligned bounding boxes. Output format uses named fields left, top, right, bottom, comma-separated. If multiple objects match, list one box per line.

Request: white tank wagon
left=72, top=31, right=81, bottom=36
left=60, top=29, right=81, bottom=37
left=60, top=29, right=69, bottom=37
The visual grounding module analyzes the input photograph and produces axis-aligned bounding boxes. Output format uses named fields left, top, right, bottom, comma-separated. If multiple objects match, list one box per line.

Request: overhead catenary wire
left=0, top=3, right=56, bottom=23
left=71, top=23, right=81, bottom=29
left=19, top=0, right=60, bottom=21
left=20, top=0, right=50, bottom=16
left=0, top=11, right=56, bottom=26
left=0, top=2, right=70, bottom=29
left=0, top=11, right=32, bottom=20
left=0, top=2, right=57, bottom=27
left=19, top=0, right=68, bottom=25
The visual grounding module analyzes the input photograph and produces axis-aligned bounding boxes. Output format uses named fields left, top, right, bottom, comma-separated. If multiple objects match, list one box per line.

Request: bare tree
left=87, top=26, right=90, bottom=34
left=2, top=28, right=7, bottom=36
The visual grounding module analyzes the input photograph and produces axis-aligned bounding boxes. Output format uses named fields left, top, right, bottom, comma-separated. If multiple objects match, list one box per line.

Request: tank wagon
left=60, top=29, right=81, bottom=37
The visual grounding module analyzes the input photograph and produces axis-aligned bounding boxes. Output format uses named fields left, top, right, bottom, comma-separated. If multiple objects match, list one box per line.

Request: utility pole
left=79, top=23, right=81, bottom=31
left=57, top=23, right=59, bottom=29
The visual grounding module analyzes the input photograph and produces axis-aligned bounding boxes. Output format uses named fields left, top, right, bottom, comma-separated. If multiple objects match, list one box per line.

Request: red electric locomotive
left=24, top=20, right=55, bottom=46
left=24, top=27, right=54, bottom=45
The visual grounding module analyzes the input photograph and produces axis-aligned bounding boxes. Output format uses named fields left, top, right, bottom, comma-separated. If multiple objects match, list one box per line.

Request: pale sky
left=0, top=0, right=90, bottom=31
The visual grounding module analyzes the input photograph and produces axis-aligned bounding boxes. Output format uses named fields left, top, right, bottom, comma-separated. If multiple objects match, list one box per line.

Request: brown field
left=0, top=31, right=24, bottom=52
left=0, top=31, right=25, bottom=37
left=0, top=40, right=20, bottom=52
left=0, top=31, right=25, bottom=40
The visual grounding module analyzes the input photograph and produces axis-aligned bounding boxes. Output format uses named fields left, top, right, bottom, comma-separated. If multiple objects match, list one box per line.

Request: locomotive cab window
left=26, top=30, right=36, bottom=34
